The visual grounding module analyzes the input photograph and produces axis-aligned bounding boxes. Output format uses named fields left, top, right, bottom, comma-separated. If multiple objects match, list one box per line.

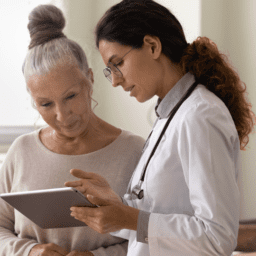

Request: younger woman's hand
left=64, top=169, right=121, bottom=203
left=70, top=195, right=139, bottom=234
left=29, top=243, right=68, bottom=256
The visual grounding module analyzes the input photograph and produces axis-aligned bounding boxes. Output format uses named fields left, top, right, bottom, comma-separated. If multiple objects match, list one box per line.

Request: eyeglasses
left=103, top=47, right=134, bottom=83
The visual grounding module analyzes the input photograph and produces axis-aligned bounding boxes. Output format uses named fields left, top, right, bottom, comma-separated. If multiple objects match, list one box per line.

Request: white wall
left=202, top=0, right=256, bottom=220
left=0, top=0, right=51, bottom=126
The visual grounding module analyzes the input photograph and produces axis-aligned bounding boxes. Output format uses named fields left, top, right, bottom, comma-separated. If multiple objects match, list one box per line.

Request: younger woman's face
left=99, top=39, right=163, bottom=103
left=27, top=64, right=93, bottom=139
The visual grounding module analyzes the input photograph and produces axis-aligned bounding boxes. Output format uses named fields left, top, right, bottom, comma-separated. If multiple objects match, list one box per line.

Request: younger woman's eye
left=116, top=60, right=123, bottom=67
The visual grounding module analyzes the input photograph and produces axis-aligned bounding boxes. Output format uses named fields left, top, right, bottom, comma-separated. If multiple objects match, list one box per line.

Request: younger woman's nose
left=111, top=74, right=124, bottom=88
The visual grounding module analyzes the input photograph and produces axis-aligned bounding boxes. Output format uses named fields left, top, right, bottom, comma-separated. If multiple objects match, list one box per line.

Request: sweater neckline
left=34, top=127, right=125, bottom=157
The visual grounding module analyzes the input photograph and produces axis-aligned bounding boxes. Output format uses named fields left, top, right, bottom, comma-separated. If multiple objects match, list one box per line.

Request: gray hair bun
left=28, top=4, right=66, bottom=49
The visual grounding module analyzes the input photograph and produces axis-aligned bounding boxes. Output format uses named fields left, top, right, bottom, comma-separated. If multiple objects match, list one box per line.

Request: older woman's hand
left=235, top=254, right=256, bottom=255
left=70, top=195, right=139, bottom=234
left=67, top=251, right=94, bottom=256
left=29, top=243, right=68, bottom=256
left=65, top=169, right=121, bottom=203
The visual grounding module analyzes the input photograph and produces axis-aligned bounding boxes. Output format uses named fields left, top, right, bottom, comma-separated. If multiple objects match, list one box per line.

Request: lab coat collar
left=155, top=72, right=196, bottom=119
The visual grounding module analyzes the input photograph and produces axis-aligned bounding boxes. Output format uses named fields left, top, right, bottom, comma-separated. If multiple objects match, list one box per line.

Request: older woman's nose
left=55, top=104, right=71, bottom=123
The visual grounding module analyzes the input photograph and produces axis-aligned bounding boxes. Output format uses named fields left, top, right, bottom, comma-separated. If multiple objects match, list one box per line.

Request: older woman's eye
left=66, top=94, right=76, bottom=100
left=42, top=102, right=52, bottom=107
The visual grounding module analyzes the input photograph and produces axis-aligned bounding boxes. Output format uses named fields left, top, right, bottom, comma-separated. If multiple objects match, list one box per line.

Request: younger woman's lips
left=125, top=85, right=135, bottom=92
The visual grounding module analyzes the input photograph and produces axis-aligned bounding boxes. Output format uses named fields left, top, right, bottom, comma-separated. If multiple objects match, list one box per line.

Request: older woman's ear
left=87, top=68, right=94, bottom=84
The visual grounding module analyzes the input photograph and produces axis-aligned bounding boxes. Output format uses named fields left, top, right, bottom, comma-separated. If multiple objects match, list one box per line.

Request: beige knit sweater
left=0, top=129, right=145, bottom=256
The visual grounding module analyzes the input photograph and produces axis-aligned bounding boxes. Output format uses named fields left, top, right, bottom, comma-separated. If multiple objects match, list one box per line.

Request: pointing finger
left=70, top=169, right=100, bottom=180
left=64, top=180, right=82, bottom=188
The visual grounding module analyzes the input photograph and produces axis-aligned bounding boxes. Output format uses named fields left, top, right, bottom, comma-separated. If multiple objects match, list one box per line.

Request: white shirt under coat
left=112, top=72, right=241, bottom=256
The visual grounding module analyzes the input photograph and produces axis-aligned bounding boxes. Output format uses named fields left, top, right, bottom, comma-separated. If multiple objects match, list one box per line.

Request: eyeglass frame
left=103, top=47, right=135, bottom=83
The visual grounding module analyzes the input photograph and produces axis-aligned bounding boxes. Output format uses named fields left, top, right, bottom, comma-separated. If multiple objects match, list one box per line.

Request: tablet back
left=0, top=187, right=95, bottom=229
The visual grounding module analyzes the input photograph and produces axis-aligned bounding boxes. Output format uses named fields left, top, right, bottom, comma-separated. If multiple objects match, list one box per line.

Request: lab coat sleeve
left=137, top=210, right=150, bottom=243
left=0, top=150, right=38, bottom=256
left=148, top=103, right=240, bottom=256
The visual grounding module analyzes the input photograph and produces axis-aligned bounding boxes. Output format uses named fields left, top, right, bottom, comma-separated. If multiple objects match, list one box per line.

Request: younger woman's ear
left=143, top=35, right=162, bottom=59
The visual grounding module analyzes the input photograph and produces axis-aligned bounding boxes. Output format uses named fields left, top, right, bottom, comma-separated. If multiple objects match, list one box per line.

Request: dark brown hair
left=95, top=0, right=255, bottom=150
left=181, top=37, right=255, bottom=150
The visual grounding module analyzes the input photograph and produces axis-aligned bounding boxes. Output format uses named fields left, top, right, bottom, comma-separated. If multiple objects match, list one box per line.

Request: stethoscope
left=128, top=80, right=199, bottom=200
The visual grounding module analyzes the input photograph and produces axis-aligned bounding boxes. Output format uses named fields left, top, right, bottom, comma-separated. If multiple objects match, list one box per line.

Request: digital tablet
left=0, top=187, right=97, bottom=229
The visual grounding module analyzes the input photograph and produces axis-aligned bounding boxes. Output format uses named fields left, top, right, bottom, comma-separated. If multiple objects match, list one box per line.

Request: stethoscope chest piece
left=132, top=185, right=144, bottom=200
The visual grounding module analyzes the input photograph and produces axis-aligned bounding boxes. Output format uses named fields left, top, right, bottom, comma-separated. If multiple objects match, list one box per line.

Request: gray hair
left=22, top=5, right=90, bottom=90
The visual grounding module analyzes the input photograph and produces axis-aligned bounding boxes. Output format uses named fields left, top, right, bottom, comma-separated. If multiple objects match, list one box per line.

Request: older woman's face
left=27, top=64, right=93, bottom=138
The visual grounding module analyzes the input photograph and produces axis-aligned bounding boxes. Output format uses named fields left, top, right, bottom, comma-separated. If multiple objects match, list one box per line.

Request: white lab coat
left=112, top=73, right=240, bottom=256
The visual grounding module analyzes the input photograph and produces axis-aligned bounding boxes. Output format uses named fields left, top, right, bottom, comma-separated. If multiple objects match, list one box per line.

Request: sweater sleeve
left=91, top=241, right=128, bottom=256
left=0, top=146, right=38, bottom=256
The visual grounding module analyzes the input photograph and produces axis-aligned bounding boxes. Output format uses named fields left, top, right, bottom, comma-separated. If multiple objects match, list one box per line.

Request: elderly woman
left=0, top=4, right=145, bottom=256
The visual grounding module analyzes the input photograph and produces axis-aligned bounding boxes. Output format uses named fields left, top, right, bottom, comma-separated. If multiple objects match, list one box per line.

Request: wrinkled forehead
left=26, top=64, right=85, bottom=97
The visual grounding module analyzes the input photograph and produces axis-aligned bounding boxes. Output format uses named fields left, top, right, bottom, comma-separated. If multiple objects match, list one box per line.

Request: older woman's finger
left=31, top=243, right=69, bottom=256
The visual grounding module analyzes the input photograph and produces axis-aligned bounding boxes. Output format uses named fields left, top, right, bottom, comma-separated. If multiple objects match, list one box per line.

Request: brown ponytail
left=181, top=37, right=256, bottom=150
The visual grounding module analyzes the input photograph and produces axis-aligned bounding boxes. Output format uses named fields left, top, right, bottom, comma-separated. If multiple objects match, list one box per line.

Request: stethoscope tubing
left=131, top=80, right=199, bottom=200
